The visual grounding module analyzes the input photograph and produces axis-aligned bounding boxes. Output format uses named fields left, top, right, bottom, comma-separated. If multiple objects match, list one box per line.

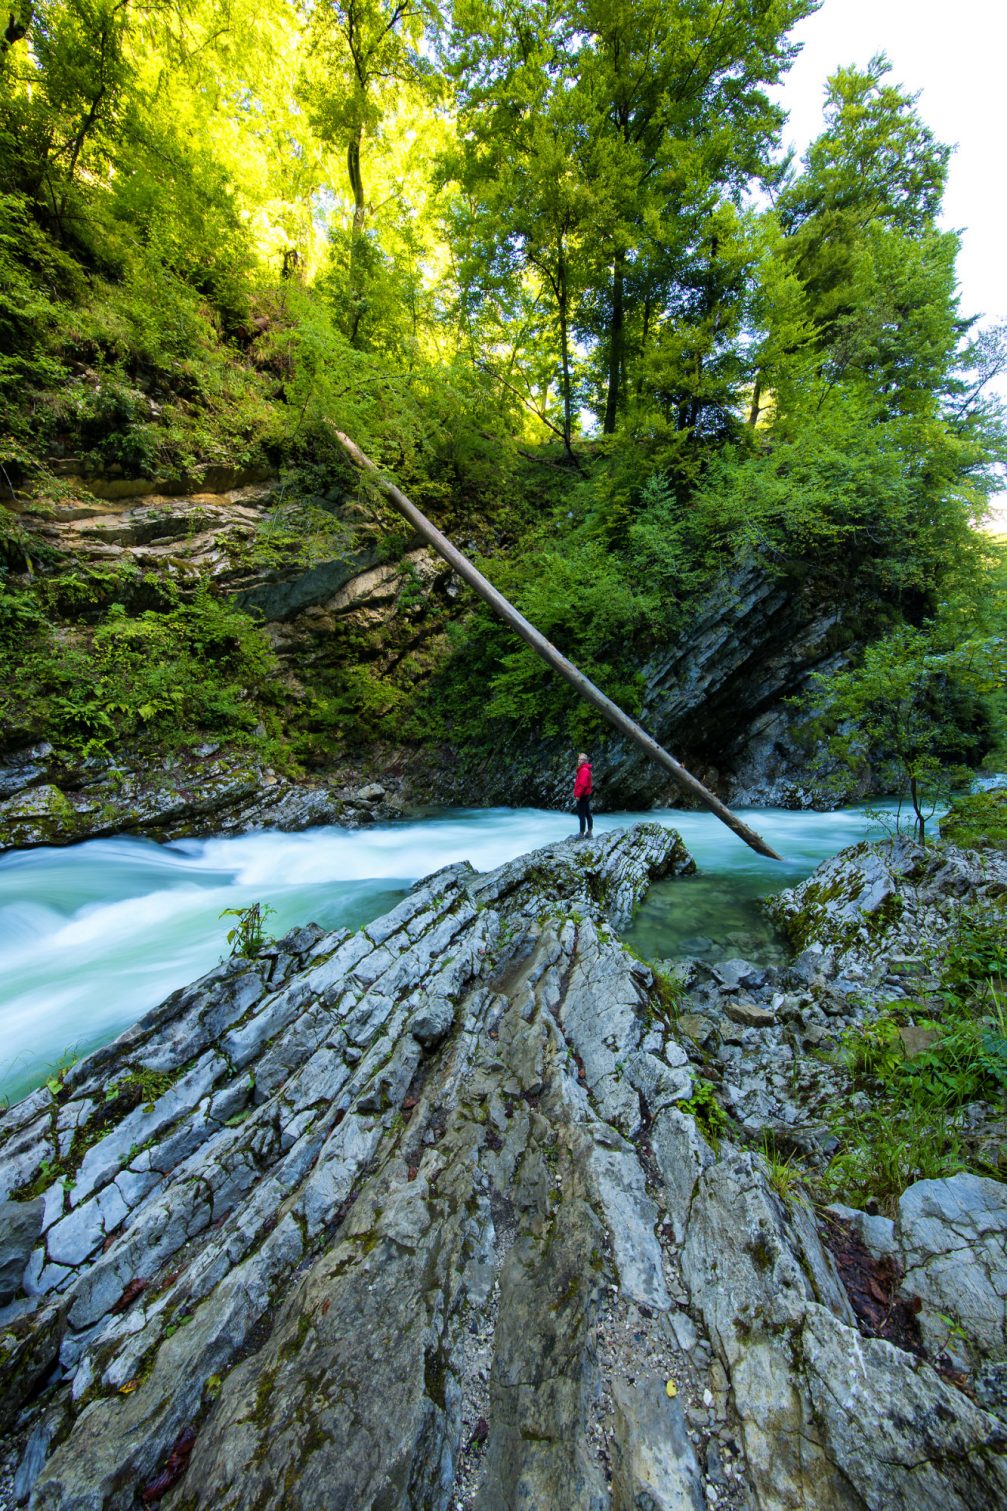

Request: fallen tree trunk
left=334, top=430, right=783, bottom=861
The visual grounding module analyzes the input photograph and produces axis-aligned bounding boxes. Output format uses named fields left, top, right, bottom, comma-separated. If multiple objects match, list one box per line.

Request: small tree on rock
left=808, top=624, right=1004, bottom=842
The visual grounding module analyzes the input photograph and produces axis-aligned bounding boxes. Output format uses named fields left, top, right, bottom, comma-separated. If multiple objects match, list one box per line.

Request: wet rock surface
left=0, top=747, right=406, bottom=852
left=0, top=825, right=1005, bottom=1510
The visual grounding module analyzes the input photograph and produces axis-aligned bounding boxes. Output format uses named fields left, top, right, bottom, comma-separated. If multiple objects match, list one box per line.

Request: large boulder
left=897, top=1174, right=1007, bottom=1364
left=0, top=1197, right=43, bottom=1305
left=765, top=835, right=1007, bottom=972
left=682, top=1152, right=1007, bottom=1511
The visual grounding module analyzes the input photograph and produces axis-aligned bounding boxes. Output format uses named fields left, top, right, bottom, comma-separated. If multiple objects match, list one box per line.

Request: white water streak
left=0, top=805, right=890, bottom=1103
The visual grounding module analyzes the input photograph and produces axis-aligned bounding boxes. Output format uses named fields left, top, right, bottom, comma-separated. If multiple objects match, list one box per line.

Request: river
left=0, top=803, right=896, bottom=1105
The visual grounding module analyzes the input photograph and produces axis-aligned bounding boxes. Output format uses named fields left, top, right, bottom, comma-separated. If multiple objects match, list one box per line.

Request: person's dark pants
left=576, top=795, right=593, bottom=836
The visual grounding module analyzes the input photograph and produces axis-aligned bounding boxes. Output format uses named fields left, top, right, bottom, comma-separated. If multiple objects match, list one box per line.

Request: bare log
left=334, top=430, right=783, bottom=861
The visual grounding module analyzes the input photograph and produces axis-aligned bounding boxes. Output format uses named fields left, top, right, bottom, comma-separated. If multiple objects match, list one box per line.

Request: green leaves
left=2, top=581, right=283, bottom=759
left=780, top=55, right=950, bottom=238
left=0, top=0, right=1004, bottom=793
left=220, top=901, right=277, bottom=960
left=444, top=0, right=816, bottom=448
left=676, top=1077, right=727, bottom=1151
left=806, top=612, right=1006, bottom=838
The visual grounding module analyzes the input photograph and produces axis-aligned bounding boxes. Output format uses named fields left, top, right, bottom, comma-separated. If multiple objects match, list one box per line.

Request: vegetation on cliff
left=1, top=0, right=1005, bottom=782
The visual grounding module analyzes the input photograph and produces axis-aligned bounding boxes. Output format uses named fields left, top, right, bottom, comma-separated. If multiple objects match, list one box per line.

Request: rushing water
left=0, top=803, right=893, bottom=1104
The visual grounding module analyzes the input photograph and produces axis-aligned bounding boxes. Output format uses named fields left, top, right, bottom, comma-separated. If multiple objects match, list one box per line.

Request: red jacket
left=574, top=762, right=592, bottom=799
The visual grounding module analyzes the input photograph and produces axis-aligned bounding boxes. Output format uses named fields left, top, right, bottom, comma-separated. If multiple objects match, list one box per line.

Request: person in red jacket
left=574, top=752, right=593, bottom=839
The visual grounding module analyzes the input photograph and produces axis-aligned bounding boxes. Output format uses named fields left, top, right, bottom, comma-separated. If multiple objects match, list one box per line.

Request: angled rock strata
left=0, top=825, right=1004, bottom=1510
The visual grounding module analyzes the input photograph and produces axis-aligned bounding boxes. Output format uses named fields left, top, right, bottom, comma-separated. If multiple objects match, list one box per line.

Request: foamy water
left=0, top=804, right=894, bottom=1103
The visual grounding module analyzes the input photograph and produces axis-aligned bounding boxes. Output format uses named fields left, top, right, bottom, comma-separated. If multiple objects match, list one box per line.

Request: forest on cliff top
left=1, top=0, right=1006, bottom=791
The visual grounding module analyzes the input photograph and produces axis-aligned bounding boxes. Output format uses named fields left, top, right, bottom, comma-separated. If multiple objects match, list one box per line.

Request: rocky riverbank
left=671, top=832, right=1007, bottom=1184
left=0, top=824, right=1005, bottom=1508
left=0, top=742, right=407, bottom=851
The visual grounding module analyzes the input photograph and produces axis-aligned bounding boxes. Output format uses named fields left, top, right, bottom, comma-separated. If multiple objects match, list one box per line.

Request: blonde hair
left=578, top=753, right=589, bottom=764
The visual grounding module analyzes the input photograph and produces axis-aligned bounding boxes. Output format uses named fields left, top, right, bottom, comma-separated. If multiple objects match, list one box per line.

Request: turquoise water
left=620, top=803, right=898, bottom=965
left=0, top=804, right=891, bottom=1103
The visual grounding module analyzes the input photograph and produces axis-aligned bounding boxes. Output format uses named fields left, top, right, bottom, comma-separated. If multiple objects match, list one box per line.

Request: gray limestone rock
left=626, top=1046, right=693, bottom=1117
left=409, top=997, right=456, bottom=1048
left=711, top=959, right=768, bottom=993
left=975, top=1360, right=1007, bottom=1421
left=723, top=999, right=776, bottom=1028
left=767, top=836, right=1007, bottom=974
left=610, top=1376, right=704, bottom=1511
left=825, top=1203, right=897, bottom=1263
left=3, top=822, right=1007, bottom=1511
left=682, top=1150, right=1006, bottom=1511
left=649, top=1108, right=715, bottom=1248
left=0, top=1198, right=44, bottom=1305
left=897, top=1173, right=1007, bottom=1362
left=0, top=1299, right=67, bottom=1434
left=356, top=781, right=386, bottom=803
left=589, top=1143, right=670, bottom=1311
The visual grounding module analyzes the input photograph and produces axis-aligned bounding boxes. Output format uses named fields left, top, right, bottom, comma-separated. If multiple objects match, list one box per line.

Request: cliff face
left=606, top=563, right=848, bottom=808
left=0, top=477, right=436, bottom=847
left=1, top=826, right=1005, bottom=1510
left=2, top=480, right=859, bottom=849
left=431, top=562, right=852, bottom=813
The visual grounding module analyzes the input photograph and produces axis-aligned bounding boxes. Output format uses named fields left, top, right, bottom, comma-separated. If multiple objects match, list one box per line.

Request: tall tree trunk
left=333, top=429, right=784, bottom=862
left=748, top=375, right=762, bottom=427
left=603, top=251, right=625, bottom=434
left=635, top=295, right=652, bottom=404
left=347, top=125, right=365, bottom=237
left=555, top=233, right=574, bottom=459
left=347, top=125, right=366, bottom=346
left=66, top=86, right=105, bottom=179
left=910, top=772, right=925, bottom=843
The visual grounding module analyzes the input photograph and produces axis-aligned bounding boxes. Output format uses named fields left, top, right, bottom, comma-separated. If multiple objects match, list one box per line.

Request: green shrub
left=677, top=1078, right=728, bottom=1150
left=220, top=901, right=276, bottom=959
left=940, top=790, right=1007, bottom=854
left=820, top=902, right=1007, bottom=1211
left=2, top=582, right=284, bottom=758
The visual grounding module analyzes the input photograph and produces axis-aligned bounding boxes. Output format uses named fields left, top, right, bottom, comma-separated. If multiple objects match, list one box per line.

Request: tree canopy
left=1, top=0, right=1005, bottom=772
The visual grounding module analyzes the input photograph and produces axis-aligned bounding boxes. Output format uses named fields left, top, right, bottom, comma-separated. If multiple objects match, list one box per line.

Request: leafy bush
left=421, top=468, right=702, bottom=748
left=940, top=790, right=1007, bottom=854
left=805, top=622, right=1002, bottom=838
left=820, top=903, right=1007, bottom=1211
left=2, top=583, right=284, bottom=758
left=0, top=581, right=51, bottom=647
left=677, top=1078, right=728, bottom=1151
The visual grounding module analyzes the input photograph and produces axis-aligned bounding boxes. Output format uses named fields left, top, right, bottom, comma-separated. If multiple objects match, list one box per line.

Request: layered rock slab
left=2, top=826, right=696, bottom=1508
left=0, top=824, right=1005, bottom=1510
left=684, top=1151, right=1007, bottom=1511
